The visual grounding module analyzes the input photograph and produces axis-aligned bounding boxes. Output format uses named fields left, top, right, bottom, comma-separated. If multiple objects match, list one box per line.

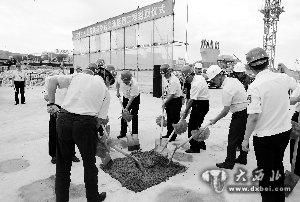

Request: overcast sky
left=0, top=0, right=299, bottom=67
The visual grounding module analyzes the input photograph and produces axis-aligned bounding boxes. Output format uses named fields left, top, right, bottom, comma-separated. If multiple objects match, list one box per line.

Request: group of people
left=160, top=47, right=300, bottom=202
left=43, top=47, right=300, bottom=202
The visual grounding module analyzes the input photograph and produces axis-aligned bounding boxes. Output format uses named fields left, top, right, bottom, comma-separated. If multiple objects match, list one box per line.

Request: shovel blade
left=284, top=170, right=300, bottom=197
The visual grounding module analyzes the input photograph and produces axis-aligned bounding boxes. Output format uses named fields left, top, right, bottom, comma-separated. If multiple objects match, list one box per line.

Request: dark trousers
left=55, top=111, right=99, bottom=202
left=49, top=106, right=76, bottom=158
left=165, top=97, right=182, bottom=140
left=188, top=100, right=209, bottom=151
left=121, top=94, right=140, bottom=135
left=225, top=109, right=248, bottom=165
left=253, top=130, right=291, bottom=202
left=290, top=111, right=300, bottom=176
left=14, top=81, right=25, bottom=104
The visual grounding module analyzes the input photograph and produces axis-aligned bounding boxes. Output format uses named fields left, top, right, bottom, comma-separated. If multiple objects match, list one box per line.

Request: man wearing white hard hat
left=207, top=65, right=248, bottom=169
left=194, top=62, right=203, bottom=75
left=181, top=65, right=209, bottom=153
left=233, top=62, right=253, bottom=91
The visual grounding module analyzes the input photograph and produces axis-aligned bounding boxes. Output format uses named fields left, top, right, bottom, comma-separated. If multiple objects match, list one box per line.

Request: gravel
left=102, top=150, right=187, bottom=192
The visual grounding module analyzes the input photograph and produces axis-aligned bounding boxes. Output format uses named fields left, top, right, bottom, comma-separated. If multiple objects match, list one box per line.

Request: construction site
left=1, top=0, right=300, bottom=202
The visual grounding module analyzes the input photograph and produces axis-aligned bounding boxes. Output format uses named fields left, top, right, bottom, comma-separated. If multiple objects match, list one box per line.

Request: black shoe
left=15, top=103, right=18, bottom=105
left=21, top=102, right=26, bottom=104
left=161, top=135, right=169, bottom=139
left=97, top=192, right=106, bottom=202
left=235, top=158, right=247, bottom=165
left=51, top=157, right=56, bottom=164
left=117, top=134, right=126, bottom=139
left=216, top=162, right=234, bottom=169
left=72, top=156, right=80, bottom=162
left=185, top=149, right=200, bottom=153
left=199, top=144, right=206, bottom=150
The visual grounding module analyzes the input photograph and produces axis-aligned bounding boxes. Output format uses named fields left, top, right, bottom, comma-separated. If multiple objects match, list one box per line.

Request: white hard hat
left=195, top=63, right=203, bottom=69
left=233, top=62, right=246, bottom=72
left=206, top=65, right=222, bottom=81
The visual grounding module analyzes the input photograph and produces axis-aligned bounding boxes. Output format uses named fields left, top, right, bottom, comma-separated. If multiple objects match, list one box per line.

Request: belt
left=60, top=108, right=94, bottom=118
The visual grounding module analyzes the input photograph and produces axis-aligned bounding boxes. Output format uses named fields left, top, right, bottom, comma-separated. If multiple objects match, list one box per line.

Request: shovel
left=101, top=124, right=145, bottom=175
left=168, top=123, right=210, bottom=163
left=118, top=96, right=140, bottom=151
left=284, top=136, right=300, bottom=197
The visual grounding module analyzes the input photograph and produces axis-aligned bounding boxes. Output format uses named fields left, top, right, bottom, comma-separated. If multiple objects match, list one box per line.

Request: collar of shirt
left=221, top=76, right=228, bottom=88
left=254, top=69, right=271, bottom=79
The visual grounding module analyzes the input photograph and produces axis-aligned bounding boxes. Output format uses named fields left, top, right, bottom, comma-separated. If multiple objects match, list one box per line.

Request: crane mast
left=260, top=0, right=284, bottom=69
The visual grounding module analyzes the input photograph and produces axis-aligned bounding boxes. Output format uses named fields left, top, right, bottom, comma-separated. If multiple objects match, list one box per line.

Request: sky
left=0, top=0, right=299, bottom=68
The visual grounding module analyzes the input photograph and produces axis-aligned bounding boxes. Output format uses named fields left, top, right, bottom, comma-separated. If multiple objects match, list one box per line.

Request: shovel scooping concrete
left=101, top=125, right=145, bottom=175
left=168, top=123, right=210, bottom=163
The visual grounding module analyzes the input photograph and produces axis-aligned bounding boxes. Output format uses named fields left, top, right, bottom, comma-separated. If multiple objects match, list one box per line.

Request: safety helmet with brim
left=97, top=65, right=117, bottom=85
left=206, top=65, right=222, bottom=81
left=246, top=47, right=269, bottom=66
left=121, top=70, right=132, bottom=82
left=160, top=63, right=171, bottom=75
left=181, top=65, right=195, bottom=80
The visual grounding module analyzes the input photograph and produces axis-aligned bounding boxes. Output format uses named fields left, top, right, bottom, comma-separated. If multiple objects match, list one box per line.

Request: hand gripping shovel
left=101, top=124, right=145, bottom=175
left=168, top=123, right=210, bottom=163
left=154, top=117, right=187, bottom=156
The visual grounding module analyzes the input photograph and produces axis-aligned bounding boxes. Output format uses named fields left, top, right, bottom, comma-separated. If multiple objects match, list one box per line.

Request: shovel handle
left=101, top=124, right=140, bottom=162
left=292, top=137, right=300, bottom=173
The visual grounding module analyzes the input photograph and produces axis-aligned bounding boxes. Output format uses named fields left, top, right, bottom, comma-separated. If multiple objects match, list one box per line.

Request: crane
left=260, top=0, right=284, bottom=69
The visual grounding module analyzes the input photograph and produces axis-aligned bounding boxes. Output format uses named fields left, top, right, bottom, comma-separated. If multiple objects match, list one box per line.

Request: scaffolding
left=260, top=0, right=284, bottom=69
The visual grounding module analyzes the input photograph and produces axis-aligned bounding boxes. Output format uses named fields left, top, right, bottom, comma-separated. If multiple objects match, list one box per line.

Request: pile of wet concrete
left=102, top=150, right=187, bottom=192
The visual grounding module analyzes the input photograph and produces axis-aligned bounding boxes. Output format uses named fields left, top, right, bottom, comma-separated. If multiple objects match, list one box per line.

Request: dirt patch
left=18, top=175, right=86, bottom=202
left=102, top=150, right=187, bottom=192
left=0, top=158, right=30, bottom=173
left=154, top=186, right=226, bottom=202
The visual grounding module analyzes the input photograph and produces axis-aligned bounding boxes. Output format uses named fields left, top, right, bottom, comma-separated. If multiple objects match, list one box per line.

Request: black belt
left=60, top=108, right=94, bottom=118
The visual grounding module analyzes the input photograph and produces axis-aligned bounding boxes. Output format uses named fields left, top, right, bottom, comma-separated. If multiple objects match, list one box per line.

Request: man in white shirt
left=12, top=63, right=26, bottom=105
left=207, top=65, right=248, bottom=169
left=44, top=74, right=80, bottom=164
left=181, top=65, right=210, bottom=153
left=242, top=47, right=298, bottom=202
left=160, top=64, right=183, bottom=141
left=116, top=70, right=140, bottom=139
left=46, top=65, right=112, bottom=202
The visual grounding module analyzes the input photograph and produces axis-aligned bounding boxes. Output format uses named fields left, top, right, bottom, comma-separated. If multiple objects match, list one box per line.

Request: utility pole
left=260, top=0, right=284, bottom=69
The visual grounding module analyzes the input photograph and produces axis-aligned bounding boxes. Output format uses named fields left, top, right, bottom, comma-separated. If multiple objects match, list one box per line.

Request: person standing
left=206, top=65, right=248, bottom=169
left=232, top=62, right=253, bottom=91
left=242, top=47, right=298, bottom=202
left=44, top=74, right=80, bottom=164
left=116, top=70, right=140, bottom=139
left=181, top=65, right=209, bottom=153
left=12, top=63, right=26, bottom=105
left=46, top=65, right=113, bottom=202
left=160, top=64, right=183, bottom=141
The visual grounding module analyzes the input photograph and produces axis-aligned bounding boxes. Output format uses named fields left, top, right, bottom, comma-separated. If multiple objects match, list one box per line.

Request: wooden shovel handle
left=292, top=137, right=300, bottom=173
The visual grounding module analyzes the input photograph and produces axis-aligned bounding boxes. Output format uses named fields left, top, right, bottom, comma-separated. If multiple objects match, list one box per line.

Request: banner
left=72, top=0, right=173, bottom=40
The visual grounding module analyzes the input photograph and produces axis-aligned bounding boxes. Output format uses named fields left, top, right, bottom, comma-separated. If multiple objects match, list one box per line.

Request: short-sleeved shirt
left=48, top=73, right=110, bottom=119
left=247, top=69, right=297, bottom=137
left=222, top=77, right=248, bottom=113
left=190, top=75, right=209, bottom=100
left=117, top=76, right=139, bottom=99
left=12, top=70, right=26, bottom=81
left=162, top=73, right=182, bottom=98
left=44, top=76, right=67, bottom=107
